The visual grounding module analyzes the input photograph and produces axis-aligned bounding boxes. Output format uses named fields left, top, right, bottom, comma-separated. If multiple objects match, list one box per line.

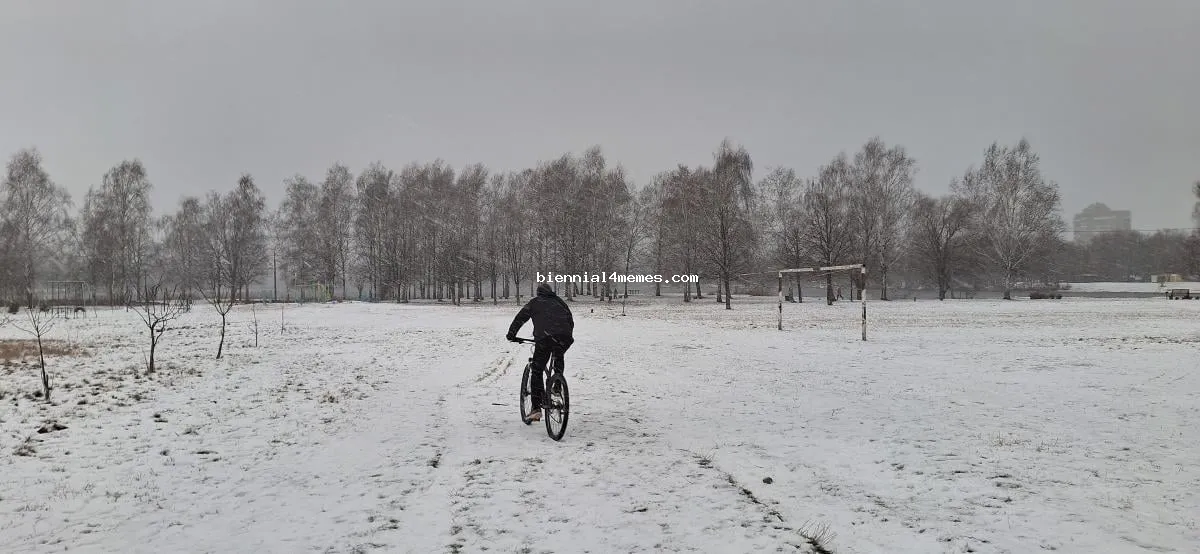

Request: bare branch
left=9, top=302, right=60, bottom=401
left=128, top=275, right=189, bottom=375
left=194, top=281, right=236, bottom=359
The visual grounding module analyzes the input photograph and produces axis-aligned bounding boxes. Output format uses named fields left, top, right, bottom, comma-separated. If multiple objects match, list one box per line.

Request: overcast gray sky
left=2, top=0, right=1197, bottom=230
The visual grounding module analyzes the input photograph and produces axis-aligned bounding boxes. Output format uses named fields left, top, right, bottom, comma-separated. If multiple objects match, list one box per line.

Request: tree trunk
left=217, top=313, right=227, bottom=359
left=148, top=327, right=156, bottom=374
left=37, top=335, right=50, bottom=401
left=880, top=264, right=890, bottom=301
left=723, top=275, right=732, bottom=310
left=826, top=272, right=834, bottom=306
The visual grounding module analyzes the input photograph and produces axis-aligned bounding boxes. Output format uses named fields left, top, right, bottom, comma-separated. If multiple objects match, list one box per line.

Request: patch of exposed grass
left=0, top=339, right=89, bottom=364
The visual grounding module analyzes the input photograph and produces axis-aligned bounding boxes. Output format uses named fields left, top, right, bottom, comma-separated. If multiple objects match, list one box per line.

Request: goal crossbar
left=776, top=263, right=867, bottom=340
left=777, top=263, right=864, bottom=275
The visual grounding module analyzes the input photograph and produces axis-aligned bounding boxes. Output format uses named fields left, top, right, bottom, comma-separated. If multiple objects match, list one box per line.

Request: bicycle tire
left=519, top=364, right=534, bottom=425
left=544, top=373, right=569, bottom=441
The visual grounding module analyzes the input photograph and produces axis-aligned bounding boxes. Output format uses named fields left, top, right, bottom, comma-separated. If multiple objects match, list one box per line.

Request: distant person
left=506, top=283, right=574, bottom=421
left=836, top=286, right=843, bottom=300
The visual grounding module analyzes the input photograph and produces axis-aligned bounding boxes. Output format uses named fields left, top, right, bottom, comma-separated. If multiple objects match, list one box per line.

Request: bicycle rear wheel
left=544, top=373, right=569, bottom=441
left=519, top=364, right=534, bottom=425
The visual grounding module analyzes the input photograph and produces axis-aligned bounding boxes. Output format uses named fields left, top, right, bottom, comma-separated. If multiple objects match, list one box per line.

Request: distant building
left=1073, top=203, right=1132, bottom=243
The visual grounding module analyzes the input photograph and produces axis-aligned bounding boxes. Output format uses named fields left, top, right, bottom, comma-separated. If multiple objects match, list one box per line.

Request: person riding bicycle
left=507, top=283, right=574, bottom=422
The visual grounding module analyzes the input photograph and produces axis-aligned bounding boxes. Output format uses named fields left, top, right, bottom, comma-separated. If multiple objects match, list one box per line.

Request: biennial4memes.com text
left=535, top=272, right=700, bottom=284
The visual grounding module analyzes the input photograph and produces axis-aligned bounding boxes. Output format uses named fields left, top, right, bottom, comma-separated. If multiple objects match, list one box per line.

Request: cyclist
left=507, top=282, right=574, bottom=421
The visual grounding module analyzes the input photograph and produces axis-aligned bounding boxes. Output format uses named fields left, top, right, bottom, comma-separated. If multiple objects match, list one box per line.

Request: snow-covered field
left=1065, top=282, right=1200, bottom=294
left=1, top=296, right=1197, bottom=553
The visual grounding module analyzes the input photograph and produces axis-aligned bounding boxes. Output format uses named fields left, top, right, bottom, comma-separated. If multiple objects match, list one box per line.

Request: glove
left=506, top=334, right=518, bottom=343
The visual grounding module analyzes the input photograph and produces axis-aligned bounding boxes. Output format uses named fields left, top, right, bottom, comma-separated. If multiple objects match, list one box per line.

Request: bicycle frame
left=517, top=337, right=559, bottom=377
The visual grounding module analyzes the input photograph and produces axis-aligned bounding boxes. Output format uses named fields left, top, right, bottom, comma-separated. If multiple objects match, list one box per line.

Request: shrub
left=6, top=303, right=18, bottom=315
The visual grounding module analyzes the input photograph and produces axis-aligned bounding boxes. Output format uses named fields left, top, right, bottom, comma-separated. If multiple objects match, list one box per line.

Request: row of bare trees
left=2, top=142, right=1197, bottom=312
left=759, top=138, right=1070, bottom=301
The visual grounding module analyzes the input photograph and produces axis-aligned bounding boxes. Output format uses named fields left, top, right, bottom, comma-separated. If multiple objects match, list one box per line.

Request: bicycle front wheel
left=544, top=373, right=569, bottom=441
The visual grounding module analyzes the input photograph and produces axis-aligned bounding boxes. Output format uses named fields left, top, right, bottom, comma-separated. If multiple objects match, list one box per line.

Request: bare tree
left=1185, top=233, right=1200, bottom=279
left=1084, top=230, right=1160, bottom=282
left=449, top=163, right=488, bottom=305
left=641, top=180, right=668, bottom=297
left=702, top=139, right=757, bottom=309
left=620, top=189, right=650, bottom=315
left=265, top=208, right=284, bottom=301
left=10, top=302, right=59, bottom=401
left=196, top=284, right=236, bottom=359
left=199, top=192, right=231, bottom=296
left=78, top=188, right=114, bottom=301
left=910, top=192, right=973, bottom=300
left=799, top=155, right=856, bottom=304
left=128, top=277, right=188, bottom=375
left=525, top=155, right=573, bottom=299
left=159, top=196, right=206, bottom=317
left=280, top=174, right=321, bottom=296
left=953, top=139, right=1066, bottom=299
left=81, top=160, right=154, bottom=304
left=757, top=167, right=808, bottom=300
left=0, top=218, right=14, bottom=303
left=498, top=172, right=532, bottom=302
left=480, top=175, right=504, bottom=304
left=850, top=138, right=916, bottom=300
left=657, top=165, right=705, bottom=302
left=187, top=192, right=238, bottom=358
left=251, top=302, right=260, bottom=347
left=1, top=149, right=72, bottom=308
left=318, top=163, right=356, bottom=299
left=576, top=148, right=632, bottom=302
left=226, top=174, right=268, bottom=302
left=353, top=163, right=394, bottom=300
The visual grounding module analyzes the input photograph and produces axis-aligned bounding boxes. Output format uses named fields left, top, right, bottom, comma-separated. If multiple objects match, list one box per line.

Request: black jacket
left=508, top=286, right=574, bottom=341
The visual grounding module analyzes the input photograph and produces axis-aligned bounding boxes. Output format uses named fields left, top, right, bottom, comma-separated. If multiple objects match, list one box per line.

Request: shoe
left=526, top=410, right=542, bottom=422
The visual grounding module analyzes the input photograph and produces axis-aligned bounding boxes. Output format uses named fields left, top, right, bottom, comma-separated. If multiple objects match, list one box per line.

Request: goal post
left=776, top=264, right=868, bottom=340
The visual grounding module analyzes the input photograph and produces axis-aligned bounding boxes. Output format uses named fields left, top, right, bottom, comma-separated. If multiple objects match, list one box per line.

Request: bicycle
left=513, top=337, right=570, bottom=441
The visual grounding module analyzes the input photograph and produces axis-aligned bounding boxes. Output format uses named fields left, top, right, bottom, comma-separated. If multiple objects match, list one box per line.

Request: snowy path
left=2, top=303, right=826, bottom=553
left=2, top=298, right=1197, bottom=552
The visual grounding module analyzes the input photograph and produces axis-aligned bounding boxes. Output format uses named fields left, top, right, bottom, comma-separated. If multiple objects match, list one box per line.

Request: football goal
left=776, top=263, right=868, bottom=340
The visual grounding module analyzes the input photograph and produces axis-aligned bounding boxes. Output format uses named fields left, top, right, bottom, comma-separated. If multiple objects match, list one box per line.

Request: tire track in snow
left=389, top=349, right=513, bottom=552
left=412, top=338, right=828, bottom=553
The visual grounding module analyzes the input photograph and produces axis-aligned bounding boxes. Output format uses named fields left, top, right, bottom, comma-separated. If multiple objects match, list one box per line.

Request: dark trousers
left=530, top=335, right=572, bottom=409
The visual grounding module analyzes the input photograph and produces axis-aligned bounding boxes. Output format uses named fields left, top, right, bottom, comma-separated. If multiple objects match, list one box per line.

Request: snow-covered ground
left=1, top=296, right=1198, bottom=553
left=1065, top=281, right=1200, bottom=294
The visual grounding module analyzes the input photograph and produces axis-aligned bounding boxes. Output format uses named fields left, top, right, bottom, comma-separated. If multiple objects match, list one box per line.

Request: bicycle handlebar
left=512, top=337, right=535, bottom=344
